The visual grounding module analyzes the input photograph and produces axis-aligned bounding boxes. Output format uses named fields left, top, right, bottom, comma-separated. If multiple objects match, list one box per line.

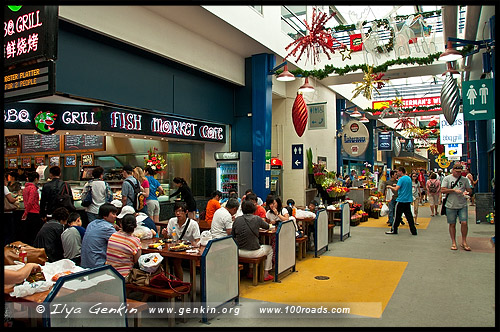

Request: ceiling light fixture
left=438, top=41, right=463, bottom=62
left=359, top=114, right=369, bottom=123
left=442, top=62, right=460, bottom=78
left=276, top=64, right=295, bottom=81
left=298, top=77, right=314, bottom=93
left=350, top=109, right=362, bottom=118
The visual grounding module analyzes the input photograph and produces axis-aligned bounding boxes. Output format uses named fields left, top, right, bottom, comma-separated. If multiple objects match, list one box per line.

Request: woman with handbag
left=4, top=175, right=19, bottom=245
left=106, top=214, right=142, bottom=277
left=22, top=171, right=43, bottom=246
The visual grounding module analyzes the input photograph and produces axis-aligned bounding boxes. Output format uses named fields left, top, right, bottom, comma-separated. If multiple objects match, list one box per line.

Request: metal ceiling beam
left=461, top=6, right=482, bottom=80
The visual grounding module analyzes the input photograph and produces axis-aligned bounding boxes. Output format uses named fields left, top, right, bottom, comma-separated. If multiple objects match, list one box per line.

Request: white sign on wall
left=439, top=113, right=464, bottom=144
left=342, top=120, right=369, bottom=157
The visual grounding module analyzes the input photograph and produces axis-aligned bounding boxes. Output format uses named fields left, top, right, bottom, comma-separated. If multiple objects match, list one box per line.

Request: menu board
left=64, top=135, right=104, bottom=152
left=21, top=135, right=61, bottom=154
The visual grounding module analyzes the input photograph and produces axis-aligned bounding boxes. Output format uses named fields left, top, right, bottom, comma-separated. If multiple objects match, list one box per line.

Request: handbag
left=441, top=176, right=461, bottom=216
left=4, top=195, right=19, bottom=212
left=4, top=241, right=48, bottom=265
left=126, top=265, right=164, bottom=286
left=149, top=272, right=192, bottom=294
left=57, top=182, right=76, bottom=211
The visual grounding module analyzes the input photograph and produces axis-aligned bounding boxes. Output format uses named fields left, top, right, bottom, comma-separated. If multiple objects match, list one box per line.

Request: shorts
left=146, top=199, right=160, bottom=217
left=428, top=194, right=439, bottom=206
left=446, top=206, right=468, bottom=224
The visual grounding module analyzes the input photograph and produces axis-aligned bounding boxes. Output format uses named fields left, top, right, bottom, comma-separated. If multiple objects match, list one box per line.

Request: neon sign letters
left=110, top=111, right=142, bottom=131
left=4, top=108, right=31, bottom=123
left=61, top=111, right=99, bottom=125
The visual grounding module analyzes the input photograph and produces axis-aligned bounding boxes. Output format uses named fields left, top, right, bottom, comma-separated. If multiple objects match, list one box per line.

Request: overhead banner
left=377, top=132, right=393, bottom=151
left=342, top=120, right=369, bottom=157
left=372, top=97, right=441, bottom=115
left=439, top=113, right=464, bottom=144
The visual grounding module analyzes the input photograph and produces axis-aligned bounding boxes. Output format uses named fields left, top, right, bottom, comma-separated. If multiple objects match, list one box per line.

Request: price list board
left=63, top=135, right=105, bottom=152
left=21, top=135, right=61, bottom=154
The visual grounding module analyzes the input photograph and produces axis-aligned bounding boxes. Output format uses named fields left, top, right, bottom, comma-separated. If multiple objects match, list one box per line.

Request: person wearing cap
left=117, top=205, right=157, bottom=237
left=80, top=203, right=118, bottom=268
left=441, top=163, right=473, bottom=251
left=121, top=164, right=140, bottom=209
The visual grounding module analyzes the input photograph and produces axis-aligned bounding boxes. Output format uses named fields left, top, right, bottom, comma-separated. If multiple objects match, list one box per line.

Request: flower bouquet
left=144, top=147, right=167, bottom=172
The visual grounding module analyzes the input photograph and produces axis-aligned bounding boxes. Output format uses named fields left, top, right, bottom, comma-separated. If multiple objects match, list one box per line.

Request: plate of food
left=169, top=243, right=192, bottom=251
left=148, top=239, right=166, bottom=248
left=26, top=272, right=46, bottom=283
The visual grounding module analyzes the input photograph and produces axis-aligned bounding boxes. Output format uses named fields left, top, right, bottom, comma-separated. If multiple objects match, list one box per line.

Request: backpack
left=81, top=181, right=93, bottom=207
left=57, top=182, right=76, bottom=211
left=125, top=179, right=146, bottom=212
left=428, top=180, right=438, bottom=194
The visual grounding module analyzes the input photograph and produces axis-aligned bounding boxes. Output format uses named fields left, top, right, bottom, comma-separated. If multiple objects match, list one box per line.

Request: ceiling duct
left=441, top=5, right=458, bottom=45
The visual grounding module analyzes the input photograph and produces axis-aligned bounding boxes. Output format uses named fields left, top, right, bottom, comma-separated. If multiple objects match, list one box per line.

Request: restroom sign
left=462, top=79, right=494, bottom=121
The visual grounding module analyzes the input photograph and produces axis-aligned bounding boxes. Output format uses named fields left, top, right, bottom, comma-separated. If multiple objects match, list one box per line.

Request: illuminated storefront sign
left=3, top=6, right=58, bottom=67
left=4, top=103, right=226, bottom=143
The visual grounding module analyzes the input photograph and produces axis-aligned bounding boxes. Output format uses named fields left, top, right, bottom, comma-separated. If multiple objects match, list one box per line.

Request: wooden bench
left=238, top=264, right=244, bottom=289
left=238, top=256, right=266, bottom=286
left=126, top=298, right=148, bottom=327
left=125, top=283, right=190, bottom=327
left=296, top=235, right=308, bottom=260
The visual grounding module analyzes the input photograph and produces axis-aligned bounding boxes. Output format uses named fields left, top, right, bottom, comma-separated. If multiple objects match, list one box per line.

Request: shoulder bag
left=5, top=241, right=48, bottom=265
left=126, top=265, right=164, bottom=286
left=149, top=272, right=191, bottom=294
left=4, top=195, right=19, bottom=212
left=441, top=176, right=461, bottom=216
left=81, top=180, right=93, bottom=207
left=178, top=218, right=191, bottom=241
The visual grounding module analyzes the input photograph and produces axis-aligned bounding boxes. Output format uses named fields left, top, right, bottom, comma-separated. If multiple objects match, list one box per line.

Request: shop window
left=281, top=5, right=307, bottom=40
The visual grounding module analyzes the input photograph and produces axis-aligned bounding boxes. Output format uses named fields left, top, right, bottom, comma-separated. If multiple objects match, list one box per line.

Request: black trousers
left=393, top=201, right=417, bottom=234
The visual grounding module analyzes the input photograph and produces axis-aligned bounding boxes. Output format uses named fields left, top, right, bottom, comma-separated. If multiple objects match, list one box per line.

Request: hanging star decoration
left=285, top=8, right=346, bottom=65
left=351, top=66, right=388, bottom=100
left=393, top=113, right=416, bottom=130
left=339, top=47, right=352, bottom=61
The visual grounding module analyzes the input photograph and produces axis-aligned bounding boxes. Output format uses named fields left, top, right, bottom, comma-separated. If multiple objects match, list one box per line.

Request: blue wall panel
left=56, top=22, right=237, bottom=126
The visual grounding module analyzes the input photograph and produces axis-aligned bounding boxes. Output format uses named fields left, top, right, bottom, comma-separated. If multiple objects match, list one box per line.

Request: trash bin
left=475, top=193, right=494, bottom=224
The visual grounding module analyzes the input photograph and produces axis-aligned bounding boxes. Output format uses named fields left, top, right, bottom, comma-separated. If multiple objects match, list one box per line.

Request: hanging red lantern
left=292, top=92, right=308, bottom=137
left=436, top=136, right=444, bottom=154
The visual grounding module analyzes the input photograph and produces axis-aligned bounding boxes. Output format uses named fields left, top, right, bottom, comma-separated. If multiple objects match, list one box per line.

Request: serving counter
left=347, top=187, right=376, bottom=206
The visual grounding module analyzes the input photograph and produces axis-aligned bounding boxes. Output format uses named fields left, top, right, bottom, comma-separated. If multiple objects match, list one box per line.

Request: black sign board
left=21, top=134, right=60, bottom=154
left=475, top=193, right=494, bottom=223
left=4, top=60, right=55, bottom=103
left=64, top=135, right=105, bottom=152
left=377, top=132, right=393, bottom=151
left=4, top=6, right=58, bottom=67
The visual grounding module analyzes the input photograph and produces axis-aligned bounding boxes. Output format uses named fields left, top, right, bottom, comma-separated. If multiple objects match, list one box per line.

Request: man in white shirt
left=210, top=198, right=240, bottom=239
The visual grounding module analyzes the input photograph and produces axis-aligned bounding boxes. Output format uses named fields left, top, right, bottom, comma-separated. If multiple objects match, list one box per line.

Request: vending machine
left=214, top=151, right=252, bottom=199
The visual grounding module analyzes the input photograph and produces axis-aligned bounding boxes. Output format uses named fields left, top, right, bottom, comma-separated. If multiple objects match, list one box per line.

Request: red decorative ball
left=292, top=93, right=308, bottom=137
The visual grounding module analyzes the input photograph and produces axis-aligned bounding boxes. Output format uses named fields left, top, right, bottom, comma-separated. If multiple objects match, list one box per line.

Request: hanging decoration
left=339, top=47, right=353, bottom=61
left=394, top=137, right=401, bottom=156
left=365, top=19, right=395, bottom=54
left=285, top=8, right=346, bottom=65
left=393, top=113, right=416, bottom=130
left=291, top=92, right=308, bottom=137
left=440, top=73, right=460, bottom=125
left=351, top=66, right=388, bottom=100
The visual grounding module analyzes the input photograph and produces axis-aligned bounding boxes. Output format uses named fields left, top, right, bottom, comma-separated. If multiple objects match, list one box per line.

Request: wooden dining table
left=141, top=238, right=205, bottom=302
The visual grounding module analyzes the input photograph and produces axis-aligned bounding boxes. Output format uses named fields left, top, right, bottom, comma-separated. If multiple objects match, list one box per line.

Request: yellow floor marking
left=358, top=215, right=431, bottom=229
left=240, top=256, right=407, bottom=318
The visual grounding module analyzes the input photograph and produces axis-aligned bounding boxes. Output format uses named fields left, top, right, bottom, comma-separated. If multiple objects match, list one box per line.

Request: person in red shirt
left=245, top=193, right=266, bottom=220
left=22, top=171, right=43, bottom=246
left=204, top=190, right=222, bottom=226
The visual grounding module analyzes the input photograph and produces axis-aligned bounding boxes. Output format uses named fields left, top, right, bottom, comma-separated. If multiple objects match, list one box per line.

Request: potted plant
left=306, top=148, right=314, bottom=188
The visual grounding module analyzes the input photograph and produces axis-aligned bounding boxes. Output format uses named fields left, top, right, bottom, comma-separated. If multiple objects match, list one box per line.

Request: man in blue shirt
left=80, top=203, right=118, bottom=268
left=385, top=166, right=417, bottom=235
left=121, top=164, right=139, bottom=208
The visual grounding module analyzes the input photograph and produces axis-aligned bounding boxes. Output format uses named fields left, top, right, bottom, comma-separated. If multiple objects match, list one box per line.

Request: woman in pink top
left=426, top=172, right=441, bottom=217
left=134, top=167, right=150, bottom=214
left=106, top=214, right=142, bottom=277
left=22, top=171, right=43, bottom=245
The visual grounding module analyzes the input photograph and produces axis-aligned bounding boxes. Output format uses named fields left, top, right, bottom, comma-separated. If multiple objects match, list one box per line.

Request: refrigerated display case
left=215, top=151, right=252, bottom=199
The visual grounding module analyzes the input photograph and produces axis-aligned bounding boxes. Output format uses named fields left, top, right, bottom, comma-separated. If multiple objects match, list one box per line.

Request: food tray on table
left=169, top=242, right=192, bottom=251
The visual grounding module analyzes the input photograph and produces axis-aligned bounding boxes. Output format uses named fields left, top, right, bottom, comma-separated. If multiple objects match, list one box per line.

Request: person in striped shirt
left=106, top=214, right=142, bottom=277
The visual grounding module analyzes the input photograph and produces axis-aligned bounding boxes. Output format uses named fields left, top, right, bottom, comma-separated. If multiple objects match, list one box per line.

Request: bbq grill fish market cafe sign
left=4, top=104, right=226, bottom=143
left=342, top=120, right=369, bottom=157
